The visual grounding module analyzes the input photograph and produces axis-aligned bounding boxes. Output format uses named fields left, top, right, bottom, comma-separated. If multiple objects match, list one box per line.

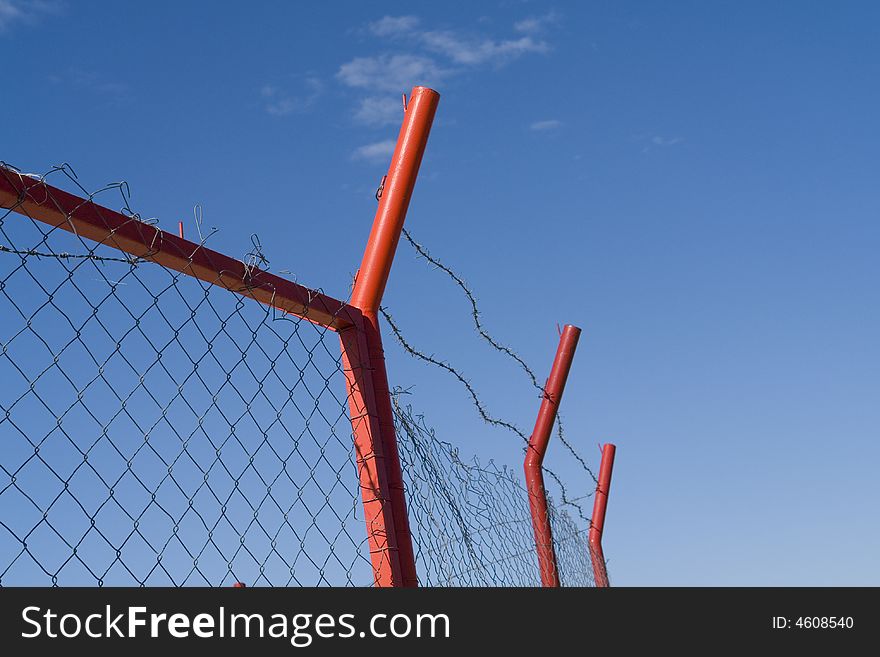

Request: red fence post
left=524, top=324, right=581, bottom=587
left=346, top=85, right=440, bottom=587
left=339, top=313, right=404, bottom=587
left=589, top=443, right=616, bottom=588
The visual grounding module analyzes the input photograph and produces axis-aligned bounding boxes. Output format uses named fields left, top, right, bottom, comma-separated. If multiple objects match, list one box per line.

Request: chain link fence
left=0, top=163, right=600, bottom=587
left=0, top=167, right=372, bottom=586
left=394, top=397, right=594, bottom=587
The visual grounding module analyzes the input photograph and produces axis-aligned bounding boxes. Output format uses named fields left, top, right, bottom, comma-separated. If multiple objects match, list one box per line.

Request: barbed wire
left=0, top=244, right=145, bottom=266
left=1, top=161, right=157, bottom=227
left=401, top=228, right=542, bottom=388
left=399, top=228, right=598, bottom=487
left=379, top=306, right=592, bottom=524
left=0, top=162, right=305, bottom=291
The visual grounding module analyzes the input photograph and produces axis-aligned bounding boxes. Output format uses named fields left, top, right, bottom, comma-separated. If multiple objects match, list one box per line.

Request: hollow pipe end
left=411, top=86, right=441, bottom=98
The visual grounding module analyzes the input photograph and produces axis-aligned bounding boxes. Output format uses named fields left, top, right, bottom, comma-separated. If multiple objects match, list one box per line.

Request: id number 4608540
left=772, top=617, right=854, bottom=629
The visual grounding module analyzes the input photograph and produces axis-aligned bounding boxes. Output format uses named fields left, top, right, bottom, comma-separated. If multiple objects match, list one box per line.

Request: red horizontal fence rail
left=0, top=170, right=355, bottom=331
left=589, top=443, right=616, bottom=588
left=524, top=324, right=581, bottom=587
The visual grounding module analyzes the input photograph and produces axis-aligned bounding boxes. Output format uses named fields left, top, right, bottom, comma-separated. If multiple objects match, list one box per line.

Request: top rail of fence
left=0, top=165, right=358, bottom=331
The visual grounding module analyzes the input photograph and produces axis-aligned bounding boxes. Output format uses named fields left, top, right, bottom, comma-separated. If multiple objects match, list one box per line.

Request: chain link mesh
left=0, top=168, right=372, bottom=586
left=394, top=397, right=595, bottom=587
left=0, top=164, right=598, bottom=587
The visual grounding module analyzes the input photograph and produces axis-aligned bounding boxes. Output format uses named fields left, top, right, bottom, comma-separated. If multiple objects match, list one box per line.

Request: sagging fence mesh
left=0, top=168, right=372, bottom=586
left=0, top=163, right=600, bottom=587
left=394, top=398, right=594, bottom=587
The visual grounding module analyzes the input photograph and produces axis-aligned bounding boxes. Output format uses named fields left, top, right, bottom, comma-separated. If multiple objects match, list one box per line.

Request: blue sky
left=2, top=0, right=879, bottom=586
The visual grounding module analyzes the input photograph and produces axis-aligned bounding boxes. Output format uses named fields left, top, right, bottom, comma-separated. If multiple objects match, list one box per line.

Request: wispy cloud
left=49, top=68, right=129, bottom=103
left=337, top=54, right=449, bottom=92
left=530, top=119, right=563, bottom=131
left=360, top=15, right=553, bottom=68
left=636, top=134, right=684, bottom=153
left=368, top=15, right=420, bottom=38
left=0, top=0, right=61, bottom=32
left=514, top=11, right=561, bottom=35
left=70, top=69, right=127, bottom=96
left=261, top=77, right=323, bottom=116
left=351, top=139, right=397, bottom=162
left=354, top=96, right=404, bottom=126
left=651, top=135, right=683, bottom=146
left=339, top=14, right=558, bottom=126
left=0, top=0, right=25, bottom=30
left=421, top=30, right=548, bottom=65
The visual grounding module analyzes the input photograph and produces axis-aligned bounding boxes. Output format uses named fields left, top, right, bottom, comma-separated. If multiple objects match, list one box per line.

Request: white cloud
left=262, top=77, right=323, bottom=116
left=0, top=0, right=60, bottom=31
left=354, top=96, right=404, bottom=126
left=49, top=68, right=129, bottom=102
left=0, top=0, right=24, bottom=29
left=368, top=15, right=420, bottom=37
left=337, top=54, right=448, bottom=92
left=351, top=139, right=397, bottom=162
left=637, top=135, right=684, bottom=153
left=514, top=12, right=561, bottom=35
left=530, top=119, right=563, bottom=131
left=341, top=15, right=558, bottom=125
left=422, top=30, right=548, bottom=65
left=651, top=136, right=683, bottom=146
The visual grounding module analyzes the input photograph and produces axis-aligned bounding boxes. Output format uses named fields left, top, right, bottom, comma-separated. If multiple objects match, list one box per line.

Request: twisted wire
left=380, top=306, right=592, bottom=523
left=400, top=228, right=598, bottom=485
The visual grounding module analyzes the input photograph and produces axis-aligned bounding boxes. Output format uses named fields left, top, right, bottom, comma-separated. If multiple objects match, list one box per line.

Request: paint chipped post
left=524, top=324, right=581, bottom=587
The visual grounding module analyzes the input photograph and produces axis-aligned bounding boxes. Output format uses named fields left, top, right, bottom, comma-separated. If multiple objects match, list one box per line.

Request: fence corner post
left=344, top=86, right=440, bottom=587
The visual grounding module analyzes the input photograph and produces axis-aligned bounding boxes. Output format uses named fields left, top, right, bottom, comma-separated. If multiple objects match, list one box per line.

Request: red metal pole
left=348, top=86, right=440, bottom=587
left=350, top=86, right=439, bottom=311
left=589, top=443, right=616, bottom=588
left=338, top=314, right=404, bottom=587
left=524, top=324, right=581, bottom=587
